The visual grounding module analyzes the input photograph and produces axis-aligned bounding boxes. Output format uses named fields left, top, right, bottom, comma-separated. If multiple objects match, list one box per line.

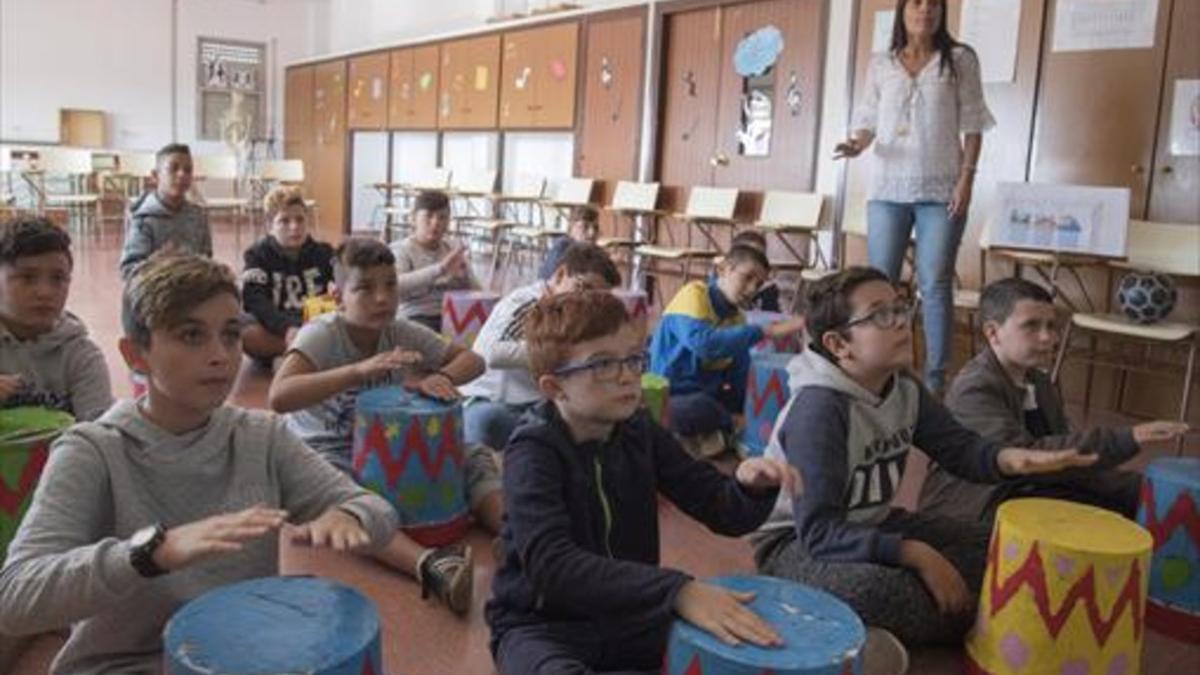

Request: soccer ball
left=1116, top=271, right=1177, bottom=324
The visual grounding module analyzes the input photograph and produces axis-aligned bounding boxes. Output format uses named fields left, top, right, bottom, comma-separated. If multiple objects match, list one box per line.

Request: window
left=197, top=37, right=266, bottom=143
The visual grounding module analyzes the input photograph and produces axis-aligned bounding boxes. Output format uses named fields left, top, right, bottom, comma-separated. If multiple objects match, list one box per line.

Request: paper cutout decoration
left=418, top=71, right=433, bottom=91
left=371, top=77, right=384, bottom=100
left=682, top=70, right=697, bottom=97
left=549, top=58, right=567, bottom=81
left=515, top=65, right=532, bottom=90
left=600, top=56, right=613, bottom=88
left=734, top=25, right=785, bottom=78
left=474, top=66, right=489, bottom=92
left=786, top=71, right=802, bottom=116
left=1169, top=79, right=1200, bottom=157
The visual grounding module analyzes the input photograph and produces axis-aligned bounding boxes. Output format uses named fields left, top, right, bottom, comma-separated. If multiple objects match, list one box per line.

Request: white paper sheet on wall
left=1169, top=79, right=1200, bottom=157
left=872, top=10, right=895, bottom=55
left=1052, top=0, right=1159, bottom=53
left=959, top=0, right=1022, bottom=83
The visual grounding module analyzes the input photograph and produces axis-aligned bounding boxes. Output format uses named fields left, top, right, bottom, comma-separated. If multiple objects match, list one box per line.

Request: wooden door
left=1148, top=0, right=1200, bottom=223
left=348, top=52, right=389, bottom=130
left=577, top=10, right=646, bottom=219
left=500, top=28, right=539, bottom=128
left=711, top=0, right=824, bottom=192
left=439, top=35, right=501, bottom=129
left=313, top=60, right=348, bottom=238
left=657, top=7, right=722, bottom=192
left=1030, top=0, right=1173, bottom=218
left=284, top=66, right=315, bottom=195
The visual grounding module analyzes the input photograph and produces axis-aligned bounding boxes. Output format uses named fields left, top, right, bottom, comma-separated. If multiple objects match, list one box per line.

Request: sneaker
left=862, top=627, right=909, bottom=675
left=418, top=543, right=474, bottom=615
left=678, top=430, right=729, bottom=459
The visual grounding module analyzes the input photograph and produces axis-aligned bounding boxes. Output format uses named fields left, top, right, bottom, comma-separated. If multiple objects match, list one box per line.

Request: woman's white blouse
left=853, top=46, right=995, bottom=203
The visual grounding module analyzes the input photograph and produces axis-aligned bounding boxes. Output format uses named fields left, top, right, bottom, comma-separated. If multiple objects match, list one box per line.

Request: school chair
left=501, top=177, right=595, bottom=282
left=116, top=151, right=156, bottom=200
left=192, top=154, right=251, bottom=246
left=380, top=166, right=452, bottom=242
left=446, top=168, right=499, bottom=242
left=38, top=147, right=103, bottom=240
left=488, top=173, right=548, bottom=289
left=599, top=181, right=664, bottom=290
left=1051, top=220, right=1200, bottom=455
left=635, top=186, right=737, bottom=308
left=753, top=190, right=825, bottom=311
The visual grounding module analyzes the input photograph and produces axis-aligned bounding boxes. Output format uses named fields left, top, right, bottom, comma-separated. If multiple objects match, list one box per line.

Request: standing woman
left=836, top=0, right=994, bottom=395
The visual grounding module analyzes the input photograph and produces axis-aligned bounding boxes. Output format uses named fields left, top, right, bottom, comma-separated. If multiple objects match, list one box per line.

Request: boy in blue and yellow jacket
left=649, top=245, right=804, bottom=452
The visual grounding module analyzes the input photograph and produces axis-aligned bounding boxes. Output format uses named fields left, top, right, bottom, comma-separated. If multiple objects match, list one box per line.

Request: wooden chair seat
left=635, top=245, right=719, bottom=260
left=1071, top=312, right=1196, bottom=342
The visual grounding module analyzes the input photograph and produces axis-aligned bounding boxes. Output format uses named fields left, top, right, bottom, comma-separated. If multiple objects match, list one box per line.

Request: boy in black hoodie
left=486, top=291, right=800, bottom=675
left=241, top=186, right=334, bottom=364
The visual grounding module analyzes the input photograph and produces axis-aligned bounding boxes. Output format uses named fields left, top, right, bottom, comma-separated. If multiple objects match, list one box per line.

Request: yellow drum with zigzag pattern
left=966, top=498, right=1152, bottom=675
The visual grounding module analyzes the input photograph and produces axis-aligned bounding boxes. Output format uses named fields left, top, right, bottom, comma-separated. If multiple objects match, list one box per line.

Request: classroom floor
left=4, top=217, right=1199, bottom=674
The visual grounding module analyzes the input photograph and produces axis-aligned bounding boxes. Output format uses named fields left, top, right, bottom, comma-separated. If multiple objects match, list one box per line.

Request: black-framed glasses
left=553, top=352, right=649, bottom=382
left=842, top=302, right=916, bottom=330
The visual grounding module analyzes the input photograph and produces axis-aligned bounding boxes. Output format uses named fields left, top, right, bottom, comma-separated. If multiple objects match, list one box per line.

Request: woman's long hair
left=889, top=0, right=969, bottom=79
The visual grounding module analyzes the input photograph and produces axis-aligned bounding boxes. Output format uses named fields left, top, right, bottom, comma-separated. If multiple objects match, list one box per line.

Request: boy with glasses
left=486, top=290, right=800, bottom=674
left=750, top=267, right=1098, bottom=647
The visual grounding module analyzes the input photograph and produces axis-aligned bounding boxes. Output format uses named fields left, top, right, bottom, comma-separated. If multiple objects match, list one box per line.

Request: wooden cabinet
left=438, top=35, right=501, bottom=129
left=576, top=10, right=646, bottom=209
left=347, top=52, right=390, bottom=130
left=388, top=45, right=440, bottom=129
left=313, top=59, right=348, bottom=238
left=499, top=22, right=580, bottom=129
left=1147, top=0, right=1200, bottom=223
left=284, top=65, right=315, bottom=196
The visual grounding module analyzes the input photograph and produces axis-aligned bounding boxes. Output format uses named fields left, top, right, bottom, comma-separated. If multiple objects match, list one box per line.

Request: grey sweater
left=0, top=400, right=397, bottom=674
left=119, top=192, right=212, bottom=279
left=390, top=236, right=478, bottom=319
left=0, top=313, right=113, bottom=421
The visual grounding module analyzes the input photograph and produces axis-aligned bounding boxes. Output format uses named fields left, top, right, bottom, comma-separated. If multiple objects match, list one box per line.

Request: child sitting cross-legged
left=269, top=236, right=503, bottom=615
left=486, top=290, right=801, bottom=675
left=0, top=254, right=397, bottom=673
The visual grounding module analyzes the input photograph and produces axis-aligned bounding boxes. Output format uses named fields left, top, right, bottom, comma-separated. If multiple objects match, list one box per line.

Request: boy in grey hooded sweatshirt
left=118, top=143, right=211, bottom=280
left=0, top=254, right=397, bottom=674
left=751, top=267, right=1098, bottom=647
left=0, top=218, right=112, bottom=421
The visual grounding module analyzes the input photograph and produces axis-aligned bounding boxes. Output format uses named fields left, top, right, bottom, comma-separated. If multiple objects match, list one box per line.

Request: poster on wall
left=989, top=182, right=1130, bottom=258
left=1052, top=0, right=1159, bottom=53
left=959, top=0, right=1021, bottom=83
left=1169, top=79, right=1200, bottom=157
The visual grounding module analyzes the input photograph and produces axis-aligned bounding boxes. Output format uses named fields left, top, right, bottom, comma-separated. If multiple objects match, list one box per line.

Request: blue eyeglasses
left=553, top=352, right=649, bottom=382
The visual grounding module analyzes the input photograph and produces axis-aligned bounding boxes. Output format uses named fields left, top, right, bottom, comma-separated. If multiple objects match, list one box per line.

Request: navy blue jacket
left=486, top=401, right=778, bottom=650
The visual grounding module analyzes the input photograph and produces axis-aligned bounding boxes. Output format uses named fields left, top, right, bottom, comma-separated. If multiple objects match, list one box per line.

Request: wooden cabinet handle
left=1161, top=165, right=1174, bottom=175
left=1131, top=164, right=1145, bottom=175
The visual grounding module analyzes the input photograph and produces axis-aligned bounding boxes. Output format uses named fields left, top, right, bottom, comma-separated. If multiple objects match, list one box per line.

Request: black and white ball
left=1116, top=271, right=1177, bottom=324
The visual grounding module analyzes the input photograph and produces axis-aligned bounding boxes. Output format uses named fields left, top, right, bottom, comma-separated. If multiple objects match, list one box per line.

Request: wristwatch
left=129, top=523, right=169, bottom=578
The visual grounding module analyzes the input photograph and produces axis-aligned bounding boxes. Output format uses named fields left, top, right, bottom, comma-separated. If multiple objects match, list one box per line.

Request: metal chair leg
left=1051, top=319, right=1073, bottom=383
left=1178, top=339, right=1197, bottom=457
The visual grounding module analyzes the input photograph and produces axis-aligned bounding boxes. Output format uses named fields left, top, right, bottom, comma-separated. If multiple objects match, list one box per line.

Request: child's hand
left=735, top=458, right=802, bottom=496
left=152, top=505, right=288, bottom=572
left=763, top=316, right=806, bottom=340
left=439, top=246, right=469, bottom=279
left=1133, top=421, right=1190, bottom=445
left=289, top=508, right=370, bottom=552
left=0, top=374, right=24, bottom=402
left=899, top=540, right=971, bottom=615
left=673, top=580, right=783, bottom=648
left=997, top=447, right=1098, bottom=476
left=407, top=372, right=460, bottom=401
left=354, top=348, right=424, bottom=383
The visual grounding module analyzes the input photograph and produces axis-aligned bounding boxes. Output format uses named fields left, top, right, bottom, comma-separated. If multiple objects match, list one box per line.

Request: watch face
left=131, top=525, right=158, bottom=548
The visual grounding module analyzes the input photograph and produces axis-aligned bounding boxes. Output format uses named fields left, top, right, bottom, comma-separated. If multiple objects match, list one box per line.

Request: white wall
left=0, top=0, right=323, bottom=151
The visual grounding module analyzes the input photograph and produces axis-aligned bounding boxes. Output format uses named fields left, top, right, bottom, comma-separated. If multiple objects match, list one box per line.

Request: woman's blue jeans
left=866, top=200, right=967, bottom=394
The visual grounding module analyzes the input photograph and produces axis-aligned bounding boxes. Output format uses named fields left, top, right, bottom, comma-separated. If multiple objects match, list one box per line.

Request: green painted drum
left=0, top=407, right=74, bottom=558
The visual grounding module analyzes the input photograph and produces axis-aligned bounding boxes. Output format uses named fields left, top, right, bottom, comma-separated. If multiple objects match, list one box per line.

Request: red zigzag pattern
left=748, top=369, right=788, bottom=418
left=442, top=299, right=491, bottom=335
left=1139, top=480, right=1200, bottom=550
left=0, top=445, right=48, bottom=516
left=986, top=529, right=1145, bottom=646
left=352, top=414, right=463, bottom=489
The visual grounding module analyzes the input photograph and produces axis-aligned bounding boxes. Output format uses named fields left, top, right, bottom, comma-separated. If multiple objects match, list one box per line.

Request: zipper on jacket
left=593, top=454, right=615, bottom=558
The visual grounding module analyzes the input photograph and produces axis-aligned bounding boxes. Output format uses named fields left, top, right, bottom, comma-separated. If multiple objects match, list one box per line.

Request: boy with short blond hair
left=119, top=143, right=212, bottom=279
left=0, top=253, right=396, bottom=673
left=486, top=290, right=800, bottom=675
left=0, top=217, right=112, bottom=421
left=270, top=236, right=503, bottom=615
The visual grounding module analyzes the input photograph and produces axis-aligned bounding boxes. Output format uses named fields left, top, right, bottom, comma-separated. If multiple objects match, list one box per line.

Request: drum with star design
left=441, top=290, right=500, bottom=348
left=1138, top=457, right=1200, bottom=643
left=966, top=498, right=1153, bottom=675
left=352, top=386, right=468, bottom=547
left=164, top=576, right=382, bottom=675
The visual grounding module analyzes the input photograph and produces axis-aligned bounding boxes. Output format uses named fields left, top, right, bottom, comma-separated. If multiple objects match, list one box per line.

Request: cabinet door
left=500, top=28, right=539, bottom=128
left=1148, top=0, right=1200, bottom=223
left=1030, top=0, right=1173, bottom=218
left=387, top=48, right=415, bottom=129
left=534, top=22, right=580, bottom=128
left=284, top=66, right=315, bottom=195
left=313, top=60, right=347, bottom=237
left=439, top=35, right=501, bottom=129
left=409, top=45, right=441, bottom=129
left=348, top=52, right=389, bottom=130
left=577, top=11, right=646, bottom=209
left=712, top=0, right=824, bottom=191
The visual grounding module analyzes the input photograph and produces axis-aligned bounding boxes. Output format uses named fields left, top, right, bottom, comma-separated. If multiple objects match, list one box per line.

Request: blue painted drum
left=352, top=386, right=468, bottom=547
left=745, top=311, right=803, bottom=355
left=664, top=575, right=866, bottom=675
left=738, top=353, right=794, bottom=458
left=1139, top=457, right=1200, bottom=643
left=163, top=576, right=383, bottom=675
